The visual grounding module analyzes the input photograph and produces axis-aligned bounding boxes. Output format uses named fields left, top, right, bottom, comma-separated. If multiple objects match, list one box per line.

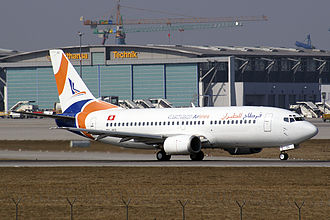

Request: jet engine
left=163, top=135, right=201, bottom=155
left=224, top=147, right=262, bottom=155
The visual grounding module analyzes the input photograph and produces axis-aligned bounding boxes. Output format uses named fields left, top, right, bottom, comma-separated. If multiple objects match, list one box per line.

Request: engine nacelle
left=224, top=148, right=262, bottom=155
left=163, top=135, right=201, bottom=155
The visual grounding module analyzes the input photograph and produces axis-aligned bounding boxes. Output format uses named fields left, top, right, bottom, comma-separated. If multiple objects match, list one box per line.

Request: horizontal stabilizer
left=12, top=111, right=75, bottom=120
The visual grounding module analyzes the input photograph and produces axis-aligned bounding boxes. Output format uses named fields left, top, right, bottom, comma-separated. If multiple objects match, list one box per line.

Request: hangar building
left=1, top=44, right=330, bottom=111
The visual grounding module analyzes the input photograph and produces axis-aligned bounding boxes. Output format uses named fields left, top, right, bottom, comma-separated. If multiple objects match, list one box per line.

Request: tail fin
left=50, top=50, right=96, bottom=113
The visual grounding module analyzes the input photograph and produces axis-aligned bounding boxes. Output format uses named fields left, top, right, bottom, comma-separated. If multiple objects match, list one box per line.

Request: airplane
left=18, top=49, right=319, bottom=161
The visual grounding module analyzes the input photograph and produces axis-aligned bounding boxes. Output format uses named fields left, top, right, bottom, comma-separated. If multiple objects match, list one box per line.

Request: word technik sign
left=113, top=51, right=138, bottom=59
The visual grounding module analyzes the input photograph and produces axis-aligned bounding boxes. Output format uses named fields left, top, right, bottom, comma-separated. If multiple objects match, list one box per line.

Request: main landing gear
left=156, top=151, right=205, bottom=161
left=190, top=151, right=205, bottom=161
left=156, top=151, right=171, bottom=161
left=279, top=152, right=289, bottom=160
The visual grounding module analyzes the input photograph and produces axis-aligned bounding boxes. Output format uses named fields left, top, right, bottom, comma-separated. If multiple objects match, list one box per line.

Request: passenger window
left=198, top=121, right=201, bottom=125
left=210, top=121, right=213, bottom=125
left=182, top=121, right=184, bottom=125
left=219, top=121, right=221, bottom=124
left=114, top=123, right=116, bottom=126
left=235, top=120, right=238, bottom=124
left=163, top=122, right=166, bottom=125
left=214, top=120, right=217, bottom=124
left=177, top=121, right=180, bottom=125
left=253, top=120, right=256, bottom=124
left=231, top=120, right=234, bottom=124
left=202, top=121, right=205, bottom=125
left=130, top=122, right=133, bottom=126
left=248, top=120, right=251, bottom=124
left=106, top=123, right=108, bottom=127
left=244, top=120, right=247, bottom=124
left=172, top=121, right=174, bottom=125
left=240, top=120, right=243, bottom=124
left=168, top=122, right=170, bottom=125
left=186, top=121, right=189, bottom=125
left=110, top=123, right=112, bottom=127
left=227, top=121, right=230, bottom=124
left=126, top=122, right=128, bottom=126
left=194, top=121, right=196, bottom=125
left=138, top=122, right=141, bottom=126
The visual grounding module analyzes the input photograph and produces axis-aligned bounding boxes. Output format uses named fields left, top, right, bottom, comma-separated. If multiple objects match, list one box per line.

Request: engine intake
left=164, top=135, right=201, bottom=155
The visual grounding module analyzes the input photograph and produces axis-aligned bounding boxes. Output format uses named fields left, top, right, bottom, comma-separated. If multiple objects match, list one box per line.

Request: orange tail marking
left=77, top=100, right=118, bottom=138
left=55, top=54, right=68, bottom=96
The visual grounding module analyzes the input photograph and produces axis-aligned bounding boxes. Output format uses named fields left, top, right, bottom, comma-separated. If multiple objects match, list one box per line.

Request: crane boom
left=81, top=1, right=267, bottom=45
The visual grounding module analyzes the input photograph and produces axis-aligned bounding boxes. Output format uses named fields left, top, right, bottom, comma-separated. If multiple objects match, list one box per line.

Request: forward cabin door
left=264, top=113, right=273, bottom=132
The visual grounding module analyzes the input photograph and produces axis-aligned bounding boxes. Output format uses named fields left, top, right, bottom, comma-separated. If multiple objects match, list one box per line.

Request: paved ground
left=0, top=118, right=329, bottom=140
left=0, top=118, right=82, bottom=140
left=0, top=150, right=329, bottom=167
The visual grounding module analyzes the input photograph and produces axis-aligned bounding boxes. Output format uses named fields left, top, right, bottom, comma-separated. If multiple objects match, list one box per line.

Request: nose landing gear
left=279, top=152, right=289, bottom=160
left=279, top=144, right=296, bottom=160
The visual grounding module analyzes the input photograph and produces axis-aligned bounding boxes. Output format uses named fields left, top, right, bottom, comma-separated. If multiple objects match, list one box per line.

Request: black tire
left=190, top=151, right=204, bottom=161
left=279, top=152, right=289, bottom=160
left=156, top=151, right=171, bottom=161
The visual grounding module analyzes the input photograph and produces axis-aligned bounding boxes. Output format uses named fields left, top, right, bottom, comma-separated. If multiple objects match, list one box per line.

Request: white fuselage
left=83, top=106, right=317, bottom=150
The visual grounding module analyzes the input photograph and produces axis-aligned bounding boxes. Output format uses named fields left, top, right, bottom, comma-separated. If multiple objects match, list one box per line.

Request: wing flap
left=56, top=127, right=167, bottom=144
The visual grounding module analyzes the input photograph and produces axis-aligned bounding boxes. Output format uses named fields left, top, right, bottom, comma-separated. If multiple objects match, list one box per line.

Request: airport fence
left=1, top=195, right=329, bottom=220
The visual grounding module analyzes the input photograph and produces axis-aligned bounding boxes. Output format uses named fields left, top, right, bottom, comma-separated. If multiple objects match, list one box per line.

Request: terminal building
left=1, top=44, right=330, bottom=111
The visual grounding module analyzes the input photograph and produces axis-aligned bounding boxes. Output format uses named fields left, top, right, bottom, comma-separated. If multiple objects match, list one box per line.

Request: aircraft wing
left=55, top=127, right=168, bottom=144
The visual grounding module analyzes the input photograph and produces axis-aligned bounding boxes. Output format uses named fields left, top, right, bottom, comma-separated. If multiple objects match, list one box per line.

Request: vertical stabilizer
left=49, top=50, right=95, bottom=113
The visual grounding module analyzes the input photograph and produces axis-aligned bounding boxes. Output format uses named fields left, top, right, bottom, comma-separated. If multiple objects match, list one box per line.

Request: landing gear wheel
left=279, top=152, right=289, bottom=160
left=156, top=151, right=171, bottom=161
left=190, top=151, right=205, bottom=161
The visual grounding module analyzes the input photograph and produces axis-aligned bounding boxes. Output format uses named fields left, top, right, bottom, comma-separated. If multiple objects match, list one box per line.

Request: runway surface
left=0, top=150, right=329, bottom=167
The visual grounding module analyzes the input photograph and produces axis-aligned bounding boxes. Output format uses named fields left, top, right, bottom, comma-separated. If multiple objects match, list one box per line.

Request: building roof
left=154, top=45, right=330, bottom=57
left=1, top=44, right=330, bottom=64
left=0, top=48, right=19, bottom=58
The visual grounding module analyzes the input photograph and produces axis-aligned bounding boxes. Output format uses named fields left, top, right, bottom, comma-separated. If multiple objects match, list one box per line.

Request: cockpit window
left=294, top=116, right=304, bottom=121
left=284, top=115, right=304, bottom=123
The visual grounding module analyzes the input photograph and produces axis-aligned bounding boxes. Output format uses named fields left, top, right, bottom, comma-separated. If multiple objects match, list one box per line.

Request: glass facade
left=6, top=63, right=198, bottom=109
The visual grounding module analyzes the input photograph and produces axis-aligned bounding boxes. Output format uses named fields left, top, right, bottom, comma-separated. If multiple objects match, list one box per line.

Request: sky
left=1, top=0, right=330, bottom=52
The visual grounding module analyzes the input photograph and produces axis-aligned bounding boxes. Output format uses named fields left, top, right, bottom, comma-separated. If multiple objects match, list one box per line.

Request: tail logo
left=68, top=78, right=86, bottom=97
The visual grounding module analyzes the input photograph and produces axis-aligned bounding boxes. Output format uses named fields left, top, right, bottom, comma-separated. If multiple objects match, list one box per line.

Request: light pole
left=78, top=31, right=83, bottom=78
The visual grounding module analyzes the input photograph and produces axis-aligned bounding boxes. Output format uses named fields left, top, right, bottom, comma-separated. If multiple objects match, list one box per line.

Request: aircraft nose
left=304, top=122, right=318, bottom=139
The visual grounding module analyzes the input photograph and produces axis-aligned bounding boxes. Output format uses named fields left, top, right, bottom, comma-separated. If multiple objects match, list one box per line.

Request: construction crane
left=295, top=34, right=315, bottom=49
left=81, top=1, right=268, bottom=45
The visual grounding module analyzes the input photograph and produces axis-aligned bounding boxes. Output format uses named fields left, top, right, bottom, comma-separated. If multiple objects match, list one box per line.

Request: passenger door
left=264, top=113, right=273, bottom=132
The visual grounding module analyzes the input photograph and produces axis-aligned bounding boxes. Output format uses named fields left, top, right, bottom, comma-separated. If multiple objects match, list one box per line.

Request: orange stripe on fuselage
left=55, top=54, right=68, bottom=96
left=77, top=100, right=118, bottom=138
